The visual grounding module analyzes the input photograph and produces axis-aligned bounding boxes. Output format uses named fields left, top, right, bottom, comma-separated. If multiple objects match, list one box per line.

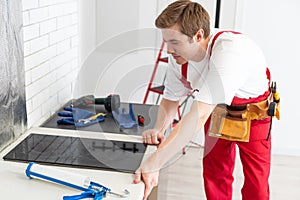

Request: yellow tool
left=79, top=113, right=106, bottom=124
left=267, top=82, right=280, bottom=120
left=266, top=81, right=280, bottom=140
left=89, top=113, right=106, bottom=120
left=272, top=82, right=280, bottom=120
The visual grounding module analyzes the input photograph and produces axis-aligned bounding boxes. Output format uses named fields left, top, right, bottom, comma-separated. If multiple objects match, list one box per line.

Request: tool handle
left=95, top=98, right=105, bottom=104
left=88, top=113, right=106, bottom=120
left=26, top=162, right=91, bottom=191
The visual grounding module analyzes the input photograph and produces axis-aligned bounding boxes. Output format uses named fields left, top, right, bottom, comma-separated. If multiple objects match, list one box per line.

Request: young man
left=134, top=1, right=273, bottom=200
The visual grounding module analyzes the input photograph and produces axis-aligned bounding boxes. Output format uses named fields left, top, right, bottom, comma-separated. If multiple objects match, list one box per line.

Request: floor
left=157, top=146, right=300, bottom=200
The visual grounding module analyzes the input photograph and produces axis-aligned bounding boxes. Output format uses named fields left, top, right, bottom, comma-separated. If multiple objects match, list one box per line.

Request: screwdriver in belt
left=273, top=82, right=280, bottom=120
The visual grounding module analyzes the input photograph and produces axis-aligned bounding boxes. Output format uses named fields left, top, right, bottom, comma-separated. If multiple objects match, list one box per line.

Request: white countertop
left=0, top=127, right=156, bottom=200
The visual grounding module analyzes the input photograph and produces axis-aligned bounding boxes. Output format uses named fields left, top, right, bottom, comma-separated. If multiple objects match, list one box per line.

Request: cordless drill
left=73, top=94, right=120, bottom=112
left=95, top=94, right=120, bottom=112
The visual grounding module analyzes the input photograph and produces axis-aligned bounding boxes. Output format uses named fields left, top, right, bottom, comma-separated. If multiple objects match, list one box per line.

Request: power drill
left=73, top=94, right=120, bottom=112
left=95, top=94, right=120, bottom=112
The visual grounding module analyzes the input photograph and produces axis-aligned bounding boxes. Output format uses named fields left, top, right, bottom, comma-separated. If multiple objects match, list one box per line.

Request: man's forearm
left=154, top=98, right=179, bottom=133
left=142, top=101, right=215, bottom=172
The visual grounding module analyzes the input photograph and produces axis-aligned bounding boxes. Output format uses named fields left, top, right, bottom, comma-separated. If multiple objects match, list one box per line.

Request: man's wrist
left=153, top=127, right=165, bottom=136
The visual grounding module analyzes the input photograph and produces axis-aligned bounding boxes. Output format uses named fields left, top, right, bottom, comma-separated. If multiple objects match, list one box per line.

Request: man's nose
left=166, top=45, right=174, bottom=54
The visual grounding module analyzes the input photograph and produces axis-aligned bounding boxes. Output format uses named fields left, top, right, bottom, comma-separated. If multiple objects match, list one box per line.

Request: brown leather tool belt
left=208, top=98, right=270, bottom=142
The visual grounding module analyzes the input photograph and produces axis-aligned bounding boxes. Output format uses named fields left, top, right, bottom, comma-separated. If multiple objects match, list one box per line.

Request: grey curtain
left=0, top=0, right=27, bottom=151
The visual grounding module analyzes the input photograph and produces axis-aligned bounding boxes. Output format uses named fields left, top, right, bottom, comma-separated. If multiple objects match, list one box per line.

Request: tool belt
left=208, top=98, right=271, bottom=142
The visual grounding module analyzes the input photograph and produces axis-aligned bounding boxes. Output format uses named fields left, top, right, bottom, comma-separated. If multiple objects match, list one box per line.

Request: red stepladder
left=143, top=41, right=197, bottom=154
left=143, top=42, right=168, bottom=105
left=143, top=41, right=186, bottom=122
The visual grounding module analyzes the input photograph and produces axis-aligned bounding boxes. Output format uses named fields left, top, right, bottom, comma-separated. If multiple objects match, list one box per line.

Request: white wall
left=233, top=0, right=300, bottom=156
left=79, top=0, right=96, bottom=65
left=219, top=0, right=237, bottom=29
left=78, top=0, right=218, bottom=104
left=77, top=0, right=162, bottom=103
left=23, top=0, right=79, bottom=128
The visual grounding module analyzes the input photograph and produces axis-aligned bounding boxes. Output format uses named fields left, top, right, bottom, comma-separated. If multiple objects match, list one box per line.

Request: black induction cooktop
left=3, top=133, right=146, bottom=173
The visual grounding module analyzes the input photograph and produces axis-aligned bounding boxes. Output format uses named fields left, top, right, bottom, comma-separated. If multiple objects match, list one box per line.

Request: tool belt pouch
left=209, top=104, right=251, bottom=142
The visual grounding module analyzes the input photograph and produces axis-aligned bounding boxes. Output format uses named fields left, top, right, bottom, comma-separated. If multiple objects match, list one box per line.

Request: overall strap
left=181, top=62, right=188, bottom=79
left=180, top=31, right=241, bottom=79
left=209, top=31, right=241, bottom=57
left=209, top=30, right=271, bottom=105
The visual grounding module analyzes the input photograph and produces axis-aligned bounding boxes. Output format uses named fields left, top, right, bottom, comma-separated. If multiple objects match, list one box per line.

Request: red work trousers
left=203, top=118, right=271, bottom=200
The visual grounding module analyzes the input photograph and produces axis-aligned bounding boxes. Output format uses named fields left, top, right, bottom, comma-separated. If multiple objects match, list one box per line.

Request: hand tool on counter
left=78, top=113, right=107, bottom=124
left=72, top=94, right=120, bottom=112
left=25, top=162, right=130, bottom=200
left=57, top=107, right=105, bottom=127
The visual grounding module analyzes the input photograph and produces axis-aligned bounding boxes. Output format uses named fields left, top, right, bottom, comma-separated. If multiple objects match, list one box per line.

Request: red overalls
left=203, top=31, right=271, bottom=200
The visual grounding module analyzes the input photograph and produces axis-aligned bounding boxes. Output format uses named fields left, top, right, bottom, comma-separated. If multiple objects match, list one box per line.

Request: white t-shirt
left=163, top=30, right=269, bottom=105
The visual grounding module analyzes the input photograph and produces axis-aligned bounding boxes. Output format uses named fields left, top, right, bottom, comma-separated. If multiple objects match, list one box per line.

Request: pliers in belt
left=271, top=81, right=280, bottom=103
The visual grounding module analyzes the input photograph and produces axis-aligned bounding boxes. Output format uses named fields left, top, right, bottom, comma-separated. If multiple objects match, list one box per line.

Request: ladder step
left=149, top=85, right=165, bottom=94
left=158, top=57, right=168, bottom=63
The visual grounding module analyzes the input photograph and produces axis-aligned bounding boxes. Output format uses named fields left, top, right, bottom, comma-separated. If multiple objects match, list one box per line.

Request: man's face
left=162, top=25, right=203, bottom=64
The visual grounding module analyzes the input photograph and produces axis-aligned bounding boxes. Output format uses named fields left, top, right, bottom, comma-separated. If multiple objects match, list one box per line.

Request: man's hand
left=133, top=167, right=159, bottom=200
left=142, top=129, right=165, bottom=145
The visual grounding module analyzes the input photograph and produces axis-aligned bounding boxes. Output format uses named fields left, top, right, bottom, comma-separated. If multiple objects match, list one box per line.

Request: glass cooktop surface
left=3, top=133, right=146, bottom=173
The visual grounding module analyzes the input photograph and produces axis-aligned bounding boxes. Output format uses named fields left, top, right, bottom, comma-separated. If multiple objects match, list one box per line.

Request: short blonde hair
left=155, top=0, right=210, bottom=38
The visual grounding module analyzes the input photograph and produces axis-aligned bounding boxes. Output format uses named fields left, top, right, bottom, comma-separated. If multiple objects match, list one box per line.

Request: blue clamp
left=63, top=182, right=110, bottom=200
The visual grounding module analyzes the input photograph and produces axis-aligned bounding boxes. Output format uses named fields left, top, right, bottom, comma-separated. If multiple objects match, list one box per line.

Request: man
left=134, top=1, right=273, bottom=200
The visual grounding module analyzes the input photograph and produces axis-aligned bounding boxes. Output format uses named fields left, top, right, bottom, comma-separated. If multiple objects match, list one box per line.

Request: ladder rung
left=158, top=57, right=168, bottom=63
left=149, top=85, right=165, bottom=94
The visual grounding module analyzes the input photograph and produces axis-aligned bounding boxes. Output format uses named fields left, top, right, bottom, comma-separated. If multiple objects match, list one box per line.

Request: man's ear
left=193, top=29, right=205, bottom=42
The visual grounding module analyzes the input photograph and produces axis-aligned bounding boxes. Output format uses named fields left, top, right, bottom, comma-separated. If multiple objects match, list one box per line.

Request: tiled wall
left=23, top=0, right=79, bottom=128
